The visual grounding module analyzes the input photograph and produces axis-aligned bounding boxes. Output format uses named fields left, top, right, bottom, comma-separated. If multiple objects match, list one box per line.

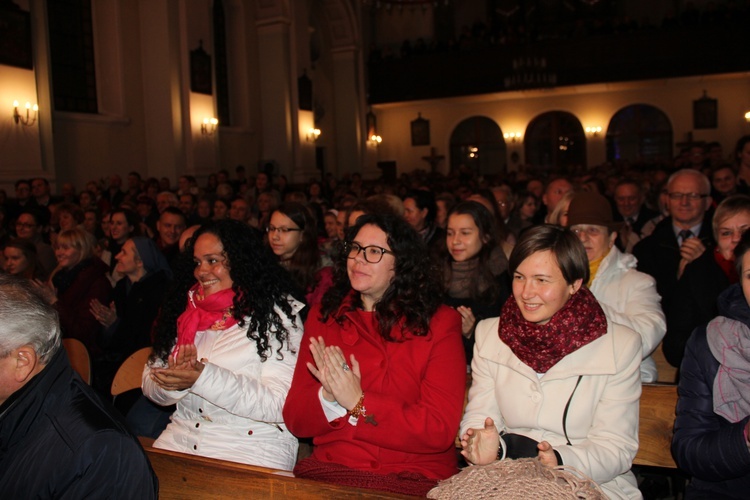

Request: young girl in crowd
left=266, top=202, right=333, bottom=307
left=443, top=201, right=510, bottom=365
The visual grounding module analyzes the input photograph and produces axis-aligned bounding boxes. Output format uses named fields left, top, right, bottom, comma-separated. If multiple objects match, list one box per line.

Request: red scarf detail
left=172, top=283, right=239, bottom=354
left=714, top=248, right=739, bottom=284
left=498, top=287, right=607, bottom=373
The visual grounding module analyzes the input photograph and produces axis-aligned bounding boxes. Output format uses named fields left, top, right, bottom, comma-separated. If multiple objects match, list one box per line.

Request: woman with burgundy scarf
left=460, top=225, right=642, bottom=499
left=142, top=219, right=305, bottom=470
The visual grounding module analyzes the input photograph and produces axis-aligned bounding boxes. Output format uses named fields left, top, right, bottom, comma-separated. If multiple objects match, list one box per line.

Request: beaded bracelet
left=349, top=392, right=366, bottom=419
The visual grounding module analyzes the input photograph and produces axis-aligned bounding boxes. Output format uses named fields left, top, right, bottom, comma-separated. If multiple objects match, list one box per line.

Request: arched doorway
left=606, top=104, right=673, bottom=164
left=449, top=116, right=506, bottom=175
left=525, top=111, right=586, bottom=173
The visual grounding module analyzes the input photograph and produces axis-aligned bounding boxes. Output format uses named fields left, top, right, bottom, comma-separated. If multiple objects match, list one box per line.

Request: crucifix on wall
left=421, top=147, right=445, bottom=174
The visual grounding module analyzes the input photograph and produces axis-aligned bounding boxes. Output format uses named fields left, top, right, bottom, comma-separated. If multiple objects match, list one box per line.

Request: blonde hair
left=55, top=227, right=97, bottom=269
left=548, top=190, right=577, bottom=226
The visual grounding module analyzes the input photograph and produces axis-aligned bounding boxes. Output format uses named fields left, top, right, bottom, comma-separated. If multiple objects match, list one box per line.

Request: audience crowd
left=1, top=134, right=750, bottom=497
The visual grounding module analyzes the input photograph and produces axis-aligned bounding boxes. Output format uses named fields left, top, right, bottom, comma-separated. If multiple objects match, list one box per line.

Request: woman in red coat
left=283, top=213, right=466, bottom=497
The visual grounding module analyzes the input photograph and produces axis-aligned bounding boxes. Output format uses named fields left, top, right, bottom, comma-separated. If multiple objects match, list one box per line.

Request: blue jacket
left=672, top=284, right=750, bottom=498
left=0, top=348, right=158, bottom=498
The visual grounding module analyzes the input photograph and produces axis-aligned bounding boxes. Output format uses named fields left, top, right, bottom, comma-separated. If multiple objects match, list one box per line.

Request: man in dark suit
left=0, top=275, right=158, bottom=497
left=613, top=179, right=659, bottom=252
left=633, top=169, right=716, bottom=369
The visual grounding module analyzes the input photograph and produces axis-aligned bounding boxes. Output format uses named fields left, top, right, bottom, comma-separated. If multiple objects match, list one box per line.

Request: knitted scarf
left=445, top=246, right=507, bottom=299
left=172, top=283, right=238, bottom=353
left=498, top=287, right=607, bottom=373
left=294, top=457, right=437, bottom=497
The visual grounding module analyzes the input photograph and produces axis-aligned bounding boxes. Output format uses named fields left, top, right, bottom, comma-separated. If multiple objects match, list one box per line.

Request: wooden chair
left=633, top=383, right=678, bottom=468
left=111, top=347, right=152, bottom=397
left=62, top=338, right=91, bottom=384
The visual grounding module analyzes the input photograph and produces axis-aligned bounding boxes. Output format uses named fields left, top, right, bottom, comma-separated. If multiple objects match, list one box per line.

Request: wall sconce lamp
left=13, top=100, right=38, bottom=126
left=503, top=132, right=522, bottom=143
left=368, top=134, right=382, bottom=147
left=306, top=128, right=321, bottom=142
left=745, top=111, right=750, bottom=123
left=201, top=117, right=219, bottom=135
left=585, top=126, right=602, bottom=137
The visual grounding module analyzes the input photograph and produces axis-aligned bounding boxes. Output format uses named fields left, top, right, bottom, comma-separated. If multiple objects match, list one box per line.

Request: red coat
left=283, top=301, right=466, bottom=479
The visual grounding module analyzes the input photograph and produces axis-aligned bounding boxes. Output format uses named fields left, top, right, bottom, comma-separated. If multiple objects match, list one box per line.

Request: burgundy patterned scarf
left=498, top=287, right=607, bottom=373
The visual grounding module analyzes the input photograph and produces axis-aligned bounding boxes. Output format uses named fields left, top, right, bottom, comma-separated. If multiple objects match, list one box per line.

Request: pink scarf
left=498, top=287, right=607, bottom=373
left=172, top=283, right=239, bottom=354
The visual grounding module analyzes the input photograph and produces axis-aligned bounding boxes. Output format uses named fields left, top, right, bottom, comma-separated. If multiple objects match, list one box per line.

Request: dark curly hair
left=151, top=219, right=300, bottom=363
left=320, top=213, right=442, bottom=341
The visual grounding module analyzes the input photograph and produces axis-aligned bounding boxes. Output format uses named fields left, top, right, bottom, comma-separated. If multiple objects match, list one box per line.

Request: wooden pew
left=633, top=383, right=678, bottom=469
left=142, top=442, right=414, bottom=499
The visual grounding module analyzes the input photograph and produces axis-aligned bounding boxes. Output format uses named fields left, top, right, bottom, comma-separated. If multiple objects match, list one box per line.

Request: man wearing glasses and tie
left=634, top=169, right=716, bottom=370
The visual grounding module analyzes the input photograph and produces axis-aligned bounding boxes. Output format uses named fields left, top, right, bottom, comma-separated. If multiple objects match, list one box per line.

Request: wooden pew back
left=633, top=383, right=678, bottom=468
left=143, top=444, right=413, bottom=499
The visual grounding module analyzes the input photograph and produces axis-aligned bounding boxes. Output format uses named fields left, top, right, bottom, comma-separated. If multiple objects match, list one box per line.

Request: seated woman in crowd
left=566, top=192, right=666, bottom=383
left=461, top=225, right=642, bottom=499
left=212, top=198, right=230, bottom=220
left=672, top=229, right=750, bottom=498
left=3, top=238, right=46, bottom=281
left=142, top=219, right=304, bottom=470
left=664, top=194, right=750, bottom=368
left=102, top=208, right=141, bottom=284
left=547, top=190, right=576, bottom=227
left=506, top=190, right=538, bottom=238
left=40, top=228, right=112, bottom=357
left=283, top=214, right=466, bottom=496
left=90, top=236, right=172, bottom=396
left=266, top=202, right=333, bottom=307
left=443, top=201, right=510, bottom=365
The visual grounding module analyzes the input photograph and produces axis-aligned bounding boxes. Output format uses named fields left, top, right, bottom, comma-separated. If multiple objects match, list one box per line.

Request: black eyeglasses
left=266, top=225, right=302, bottom=234
left=345, top=242, right=393, bottom=264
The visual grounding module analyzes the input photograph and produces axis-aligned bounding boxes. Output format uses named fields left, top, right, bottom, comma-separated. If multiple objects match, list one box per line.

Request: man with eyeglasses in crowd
left=633, top=169, right=715, bottom=370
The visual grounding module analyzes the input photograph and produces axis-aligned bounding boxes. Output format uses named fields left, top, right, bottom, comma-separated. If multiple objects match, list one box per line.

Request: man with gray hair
left=0, top=275, right=158, bottom=497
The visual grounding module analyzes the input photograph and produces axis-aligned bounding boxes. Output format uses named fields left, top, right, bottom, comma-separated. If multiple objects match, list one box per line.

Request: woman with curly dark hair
left=266, top=202, right=333, bottom=306
left=142, top=219, right=305, bottom=470
left=283, top=214, right=466, bottom=496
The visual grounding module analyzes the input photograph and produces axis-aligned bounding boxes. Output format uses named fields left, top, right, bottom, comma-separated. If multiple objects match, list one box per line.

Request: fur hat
left=567, top=192, right=622, bottom=232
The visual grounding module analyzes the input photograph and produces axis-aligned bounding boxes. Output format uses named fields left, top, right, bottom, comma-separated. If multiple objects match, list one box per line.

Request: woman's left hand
left=537, top=440, right=558, bottom=467
left=323, top=346, right=362, bottom=410
left=150, top=344, right=206, bottom=391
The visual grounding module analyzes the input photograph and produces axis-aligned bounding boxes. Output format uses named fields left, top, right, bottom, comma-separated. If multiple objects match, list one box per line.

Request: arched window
left=449, top=117, right=505, bottom=175
left=525, top=111, right=586, bottom=173
left=606, top=104, right=672, bottom=163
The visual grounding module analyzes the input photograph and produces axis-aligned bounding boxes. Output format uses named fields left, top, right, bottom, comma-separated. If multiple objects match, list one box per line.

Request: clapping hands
left=306, top=336, right=362, bottom=411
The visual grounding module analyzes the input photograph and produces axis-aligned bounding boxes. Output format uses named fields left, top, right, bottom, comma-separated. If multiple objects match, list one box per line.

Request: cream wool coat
left=462, top=317, right=643, bottom=500
left=589, top=246, right=666, bottom=383
left=143, top=299, right=304, bottom=471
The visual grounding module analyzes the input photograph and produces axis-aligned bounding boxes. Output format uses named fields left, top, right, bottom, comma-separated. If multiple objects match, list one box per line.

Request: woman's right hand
left=306, top=336, right=336, bottom=401
left=461, top=417, right=500, bottom=465
left=456, top=306, right=477, bottom=338
left=90, top=299, right=117, bottom=327
left=32, top=279, right=57, bottom=305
